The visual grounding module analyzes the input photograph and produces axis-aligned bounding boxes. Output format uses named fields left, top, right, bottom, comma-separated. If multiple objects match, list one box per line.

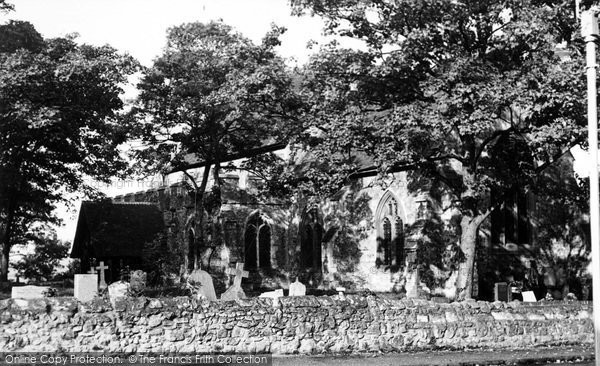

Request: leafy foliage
left=291, top=0, right=587, bottom=299
left=13, top=232, right=70, bottom=282
left=328, top=190, right=371, bottom=274
left=131, top=21, right=302, bottom=269
left=132, top=21, right=302, bottom=176
left=0, top=21, right=139, bottom=281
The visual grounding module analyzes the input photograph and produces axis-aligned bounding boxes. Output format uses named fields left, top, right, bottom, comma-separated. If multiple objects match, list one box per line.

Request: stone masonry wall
left=0, top=296, right=592, bottom=354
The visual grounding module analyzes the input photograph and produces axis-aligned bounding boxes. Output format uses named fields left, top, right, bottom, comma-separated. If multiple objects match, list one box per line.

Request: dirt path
left=273, top=345, right=593, bottom=366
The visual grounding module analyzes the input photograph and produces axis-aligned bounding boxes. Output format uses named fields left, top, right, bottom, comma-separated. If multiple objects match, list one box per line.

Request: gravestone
left=221, top=263, right=248, bottom=301
left=289, top=278, right=306, bottom=296
left=188, top=268, right=217, bottom=301
left=335, top=286, right=346, bottom=295
left=108, top=281, right=130, bottom=307
left=129, top=270, right=147, bottom=296
left=259, top=289, right=283, bottom=307
left=74, top=274, right=98, bottom=302
left=96, top=261, right=109, bottom=290
left=87, top=268, right=96, bottom=274
left=522, top=291, right=537, bottom=302
left=494, top=282, right=511, bottom=302
left=259, top=289, right=284, bottom=299
left=11, top=285, right=50, bottom=299
left=405, top=268, right=419, bottom=298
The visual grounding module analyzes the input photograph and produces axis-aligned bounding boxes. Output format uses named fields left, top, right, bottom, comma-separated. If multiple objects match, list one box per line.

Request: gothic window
left=376, top=192, right=404, bottom=268
left=381, top=218, right=392, bottom=265
left=299, top=208, right=323, bottom=271
left=244, top=212, right=271, bottom=269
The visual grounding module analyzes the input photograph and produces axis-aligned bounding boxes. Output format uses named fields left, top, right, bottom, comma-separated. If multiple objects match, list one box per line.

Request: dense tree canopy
left=13, top=230, right=70, bottom=282
left=132, top=21, right=302, bottom=270
left=291, top=0, right=587, bottom=299
left=0, top=21, right=139, bottom=281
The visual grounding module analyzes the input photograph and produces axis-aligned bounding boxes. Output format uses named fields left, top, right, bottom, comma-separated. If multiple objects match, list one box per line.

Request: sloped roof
left=168, top=142, right=287, bottom=173
left=70, top=200, right=164, bottom=259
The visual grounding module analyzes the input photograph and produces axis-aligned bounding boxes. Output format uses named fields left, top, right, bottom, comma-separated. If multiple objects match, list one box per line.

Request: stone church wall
left=0, top=296, right=592, bottom=354
left=111, top=170, right=450, bottom=294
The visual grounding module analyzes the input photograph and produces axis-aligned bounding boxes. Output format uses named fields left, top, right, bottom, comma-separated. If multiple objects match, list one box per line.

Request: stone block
left=74, top=274, right=98, bottom=303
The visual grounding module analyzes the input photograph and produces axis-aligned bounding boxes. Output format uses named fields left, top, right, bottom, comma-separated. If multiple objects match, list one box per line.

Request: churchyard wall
left=0, top=295, right=592, bottom=354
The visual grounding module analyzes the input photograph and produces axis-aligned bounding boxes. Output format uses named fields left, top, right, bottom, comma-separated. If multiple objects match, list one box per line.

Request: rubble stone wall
left=0, top=296, right=592, bottom=354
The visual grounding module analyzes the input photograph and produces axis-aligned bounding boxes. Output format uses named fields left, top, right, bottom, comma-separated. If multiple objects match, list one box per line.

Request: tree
left=132, top=21, right=302, bottom=270
left=0, top=21, right=139, bottom=281
left=13, top=230, right=70, bottom=282
left=0, top=0, right=13, bottom=13
left=291, top=0, right=587, bottom=299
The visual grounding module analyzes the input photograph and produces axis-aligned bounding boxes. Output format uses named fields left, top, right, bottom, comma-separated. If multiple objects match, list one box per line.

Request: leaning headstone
left=11, top=285, right=50, bottom=299
left=522, top=291, right=537, bottom=302
left=108, top=281, right=130, bottom=307
left=129, top=270, right=147, bottom=296
left=221, top=263, right=249, bottom=301
left=74, top=274, right=98, bottom=302
left=289, top=278, right=306, bottom=296
left=494, top=282, right=511, bottom=302
left=188, top=268, right=217, bottom=301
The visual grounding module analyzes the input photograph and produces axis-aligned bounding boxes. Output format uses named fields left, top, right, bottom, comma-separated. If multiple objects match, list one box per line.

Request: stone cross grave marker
left=74, top=274, right=98, bottom=302
left=11, top=285, right=50, bottom=299
left=227, top=262, right=249, bottom=288
left=96, top=261, right=109, bottom=290
left=221, top=262, right=249, bottom=301
left=289, top=278, right=306, bottom=296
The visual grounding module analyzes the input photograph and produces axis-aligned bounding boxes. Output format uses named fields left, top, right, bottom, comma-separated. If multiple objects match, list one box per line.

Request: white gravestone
left=522, top=291, right=537, bottom=302
left=405, top=268, right=419, bottom=298
left=259, top=289, right=284, bottom=299
left=289, top=278, right=306, bottom=297
left=221, top=263, right=249, bottom=301
left=259, top=289, right=284, bottom=307
left=11, top=285, right=50, bottom=299
left=188, top=269, right=217, bottom=301
left=74, top=274, right=98, bottom=302
left=108, top=281, right=130, bottom=307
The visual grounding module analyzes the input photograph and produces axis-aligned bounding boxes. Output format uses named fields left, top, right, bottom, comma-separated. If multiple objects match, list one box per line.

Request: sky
left=6, top=0, right=349, bottom=242
left=8, top=0, right=335, bottom=67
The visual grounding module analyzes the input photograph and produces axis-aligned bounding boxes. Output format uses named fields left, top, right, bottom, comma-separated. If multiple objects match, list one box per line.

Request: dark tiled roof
left=70, top=200, right=164, bottom=259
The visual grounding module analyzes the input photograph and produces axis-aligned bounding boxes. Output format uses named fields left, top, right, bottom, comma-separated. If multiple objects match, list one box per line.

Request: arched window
left=299, top=207, right=323, bottom=271
left=244, top=212, right=271, bottom=269
left=376, top=192, right=404, bottom=268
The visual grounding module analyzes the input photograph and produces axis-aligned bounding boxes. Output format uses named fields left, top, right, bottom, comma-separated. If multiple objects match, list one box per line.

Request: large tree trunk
left=193, top=165, right=211, bottom=271
left=0, top=197, right=15, bottom=282
left=0, top=242, right=9, bottom=282
left=455, top=215, right=482, bottom=300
